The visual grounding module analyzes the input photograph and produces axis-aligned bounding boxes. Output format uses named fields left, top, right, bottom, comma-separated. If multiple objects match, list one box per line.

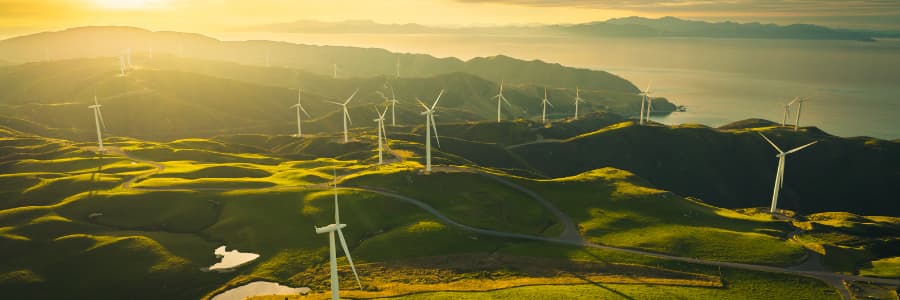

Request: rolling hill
left=0, top=56, right=673, bottom=142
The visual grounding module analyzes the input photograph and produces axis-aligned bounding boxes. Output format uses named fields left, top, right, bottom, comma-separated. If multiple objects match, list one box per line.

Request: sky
left=1, top=0, right=899, bottom=38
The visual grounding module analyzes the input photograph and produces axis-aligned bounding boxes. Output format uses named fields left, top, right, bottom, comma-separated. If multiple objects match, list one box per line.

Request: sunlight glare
left=92, top=0, right=165, bottom=10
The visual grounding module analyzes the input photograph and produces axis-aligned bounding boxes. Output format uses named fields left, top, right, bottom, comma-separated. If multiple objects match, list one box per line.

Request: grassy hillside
left=0, top=57, right=673, bottom=142
left=0, top=131, right=848, bottom=299
left=509, top=120, right=900, bottom=216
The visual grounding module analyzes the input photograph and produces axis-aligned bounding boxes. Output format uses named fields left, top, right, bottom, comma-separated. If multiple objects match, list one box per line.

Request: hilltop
left=0, top=56, right=673, bottom=142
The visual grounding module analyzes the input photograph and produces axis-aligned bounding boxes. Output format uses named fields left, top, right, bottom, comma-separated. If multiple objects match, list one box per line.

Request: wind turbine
left=373, top=106, right=388, bottom=164
left=758, top=132, right=818, bottom=214
left=541, top=87, right=553, bottom=124
left=781, top=97, right=798, bottom=126
left=89, top=96, right=107, bottom=152
left=492, top=81, right=512, bottom=123
left=395, top=56, right=400, bottom=78
left=333, top=63, right=338, bottom=79
left=119, top=55, right=126, bottom=76
left=794, top=97, right=809, bottom=131
left=573, top=87, right=586, bottom=120
left=386, top=86, right=400, bottom=126
left=326, top=89, right=359, bottom=143
left=148, top=47, right=153, bottom=59
left=314, top=171, right=363, bottom=300
left=639, top=82, right=652, bottom=125
left=418, top=89, right=443, bottom=172
left=291, top=89, right=311, bottom=137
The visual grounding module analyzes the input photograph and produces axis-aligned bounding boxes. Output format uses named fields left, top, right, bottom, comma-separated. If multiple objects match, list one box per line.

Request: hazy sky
left=1, top=0, right=898, bottom=37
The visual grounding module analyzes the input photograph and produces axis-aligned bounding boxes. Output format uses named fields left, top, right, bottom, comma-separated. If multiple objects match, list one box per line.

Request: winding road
left=96, top=146, right=900, bottom=300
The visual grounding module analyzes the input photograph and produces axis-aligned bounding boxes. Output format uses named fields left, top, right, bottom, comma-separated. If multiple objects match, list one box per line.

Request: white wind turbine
left=148, top=47, right=153, bottom=59
left=758, top=132, right=818, bottom=214
left=541, top=87, right=553, bottom=124
left=395, top=56, right=400, bottom=78
left=639, top=82, right=652, bottom=125
left=492, top=81, right=512, bottom=123
left=119, top=54, right=126, bottom=76
left=290, top=89, right=312, bottom=137
left=314, top=171, right=363, bottom=300
left=333, top=63, right=338, bottom=79
left=794, top=97, right=809, bottom=131
left=573, top=87, right=586, bottom=120
left=781, top=97, right=798, bottom=126
left=418, top=89, right=443, bottom=172
left=89, top=96, right=107, bottom=152
left=373, top=106, right=388, bottom=164
left=387, top=86, right=400, bottom=126
left=326, top=89, right=359, bottom=143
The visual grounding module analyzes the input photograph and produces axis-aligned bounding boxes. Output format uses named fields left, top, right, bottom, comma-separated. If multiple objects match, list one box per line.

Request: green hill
left=508, top=120, right=900, bottom=216
left=0, top=57, right=673, bottom=142
left=0, top=130, right=856, bottom=299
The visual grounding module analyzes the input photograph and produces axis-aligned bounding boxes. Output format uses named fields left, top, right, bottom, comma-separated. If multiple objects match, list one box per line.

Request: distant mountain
left=251, top=17, right=879, bottom=42
left=0, top=26, right=638, bottom=93
left=594, top=16, right=875, bottom=41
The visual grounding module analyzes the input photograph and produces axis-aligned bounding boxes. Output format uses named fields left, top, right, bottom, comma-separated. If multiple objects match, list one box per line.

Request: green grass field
left=0, top=132, right=854, bottom=299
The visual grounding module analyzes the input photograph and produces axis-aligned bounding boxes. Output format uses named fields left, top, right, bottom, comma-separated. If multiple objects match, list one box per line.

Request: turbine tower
left=326, top=89, right=359, bottom=143
left=396, top=56, right=400, bottom=78
left=314, top=172, right=363, bottom=300
left=387, top=86, right=400, bottom=126
left=492, top=81, right=511, bottom=123
left=541, top=87, right=553, bottom=124
left=794, top=97, right=809, bottom=131
left=126, top=48, right=132, bottom=68
left=418, top=90, right=443, bottom=172
left=639, top=82, right=652, bottom=125
left=758, top=133, right=818, bottom=214
left=781, top=97, right=798, bottom=126
left=373, top=106, right=388, bottom=164
left=89, top=96, right=107, bottom=152
left=333, top=63, right=338, bottom=79
left=119, top=54, right=126, bottom=76
left=291, top=89, right=311, bottom=137
left=573, top=87, right=586, bottom=120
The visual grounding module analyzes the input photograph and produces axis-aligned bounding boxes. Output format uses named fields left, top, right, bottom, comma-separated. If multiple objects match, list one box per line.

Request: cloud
left=451, top=0, right=900, bottom=16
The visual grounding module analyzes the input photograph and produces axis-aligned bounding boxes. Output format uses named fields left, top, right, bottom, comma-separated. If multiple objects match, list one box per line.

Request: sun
left=91, top=0, right=166, bottom=10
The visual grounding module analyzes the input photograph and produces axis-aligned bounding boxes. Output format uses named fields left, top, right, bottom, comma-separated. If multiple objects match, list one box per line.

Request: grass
left=507, top=168, right=806, bottom=265
left=390, top=268, right=839, bottom=300
left=342, top=168, right=560, bottom=236
left=858, top=257, right=900, bottom=278
left=0, top=131, right=852, bottom=300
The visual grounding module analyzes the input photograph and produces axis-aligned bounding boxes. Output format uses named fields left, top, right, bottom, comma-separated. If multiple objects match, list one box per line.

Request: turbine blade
left=299, top=105, right=311, bottom=118
left=501, top=95, right=511, bottom=106
left=416, top=98, right=428, bottom=110
left=779, top=158, right=786, bottom=188
left=645, top=81, right=652, bottom=93
left=785, top=141, right=818, bottom=154
left=325, top=100, right=343, bottom=105
left=430, top=114, right=440, bottom=148
left=431, top=89, right=444, bottom=110
left=344, top=89, right=359, bottom=105
left=97, top=109, right=107, bottom=130
left=345, top=108, right=353, bottom=126
left=336, top=229, right=363, bottom=289
left=758, top=132, right=783, bottom=153
left=381, top=121, right=388, bottom=140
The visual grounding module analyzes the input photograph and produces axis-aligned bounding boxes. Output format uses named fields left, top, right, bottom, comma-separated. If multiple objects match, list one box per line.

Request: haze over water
left=214, top=31, right=900, bottom=139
